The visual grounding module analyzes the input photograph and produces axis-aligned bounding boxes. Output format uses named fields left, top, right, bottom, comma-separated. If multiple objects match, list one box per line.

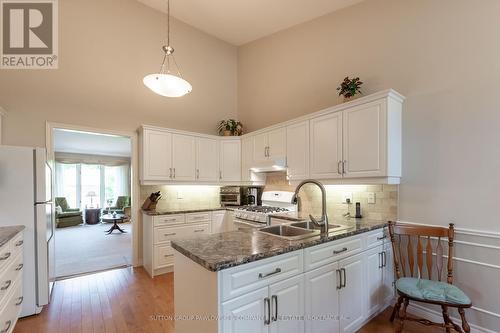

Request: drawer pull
left=0, top=320, right=11, bottom=333
left=164, top=254, right=174, bottom=258
left=0, top=252, right=11, bottom=261
left=194, top=229, right=205, bottom=233
left=377, top=235, right=387, bottom=241
left=333, top=247, right=348, bottom=255
left=264, top=297, right=271, bottom=325
left=1, top=280, right=12, bottom=291
left=15, top=296, right=23, bottom=306
left=164, top=233, right=177, bottom=237
left=15, top=240, right=24, bottom=247
left=258, top=268, right=282, bottom=279
left=15, top=264, right=23, bottom=271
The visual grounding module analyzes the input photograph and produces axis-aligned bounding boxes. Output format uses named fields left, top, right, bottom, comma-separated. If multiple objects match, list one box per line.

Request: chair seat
left=396, top=277, right=471, bottom=305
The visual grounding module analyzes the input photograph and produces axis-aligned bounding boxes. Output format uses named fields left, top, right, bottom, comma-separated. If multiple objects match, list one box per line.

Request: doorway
left=47, top=123, right=139, bottom=278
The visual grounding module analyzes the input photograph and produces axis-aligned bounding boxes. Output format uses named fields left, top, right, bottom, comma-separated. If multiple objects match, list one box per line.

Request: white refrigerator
left=0, top=146, right=55, bottom=317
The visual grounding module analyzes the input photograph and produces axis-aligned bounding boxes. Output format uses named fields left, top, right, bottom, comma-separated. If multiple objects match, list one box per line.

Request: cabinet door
left=220, top=140, right=241, bottom=182
left=253, top=132, right=268, bottom=163
left=241, top=136, right=254, bottom=182
left=221, top=287, right=269, bottom=333
left=342, top=101, right=387, bottom=178
left=286, top=121, right=309, bottom=180
left=364, top=246, right=383, bottom=318
left=171, top=134, right=196, bottom=181
left=310, top=113, right=343, bottom=179
left=211, top=211, right=226, bottom=234
left=267, top=128, right=286, bottom=160
left=339, top=254, right=364, bottom=333
left=381, top=242, right=395, bottom=305
left=269, top=275, right=304, bottom=333
left=142, top=129, right=172, bottom=181
left=196, top=137, right=219, bottom=181
left=304, top=262, right=340, bottom=333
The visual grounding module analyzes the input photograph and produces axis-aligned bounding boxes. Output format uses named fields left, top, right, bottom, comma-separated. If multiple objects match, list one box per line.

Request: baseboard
left=408, top=303, right=496, bottom=333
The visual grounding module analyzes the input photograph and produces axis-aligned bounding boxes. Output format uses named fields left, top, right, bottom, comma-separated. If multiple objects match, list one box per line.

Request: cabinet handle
left=0, top=320, right=11, bottom=333
left=271, top=295, right=278, bottom=322
left=382, top=251, right=387, bottom=268
left=15, top=240, right=23, bottom=247
left=336, top=269, right=342, bottom=290
left=333, top=247, right=348, bottom=255
left=341, top=268, right=347, bottom=288
left=196, top=169, right=200, bottom=179
left=15, top=263, right=23, bottom=271
left=342, top=160, right=347, bottom=174
left=337, top=161, right=342, bottom=175
left=377, top=235, right=387, bottom=241
left=194, top=229, right=205, bottom=233
left=15, top=296, right=23, bottom=306
left=258, top=268, right=282, bottom=279
left=264, top=297, right=271, bottom=325
left=173, top=168, right=176, bottom=179
left=164, top=233, right=177, bottom=237
left=169, top=168, right=172, bottom=179
left=164, top=254, right=174, bottom=258
left=378, top=253, right=383, bottom=269
left=219, top=171, right=222, bottom=180
left=1, top=280, right=11, bottom=291
left=0, top=252, right=11, bottom=261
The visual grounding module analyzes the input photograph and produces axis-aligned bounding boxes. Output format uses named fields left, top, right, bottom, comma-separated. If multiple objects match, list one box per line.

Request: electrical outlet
left=342, top=192, right=353, bottom=204
left=367, top=192, right=376, bottom=204
left=177, top=190, right=184, bottom=199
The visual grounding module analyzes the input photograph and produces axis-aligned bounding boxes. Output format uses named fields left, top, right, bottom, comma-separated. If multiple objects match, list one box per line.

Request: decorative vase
left=223, top=130, right=232, bottom=136
left=343, top=95, right=359, bottom=103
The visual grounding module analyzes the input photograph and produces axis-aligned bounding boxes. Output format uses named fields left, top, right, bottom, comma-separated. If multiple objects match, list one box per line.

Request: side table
left=85, top=208, right=101, bottom=225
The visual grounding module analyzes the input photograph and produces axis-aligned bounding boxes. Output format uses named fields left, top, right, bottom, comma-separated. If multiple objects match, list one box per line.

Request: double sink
left=259, top=221, right=349, bottom=240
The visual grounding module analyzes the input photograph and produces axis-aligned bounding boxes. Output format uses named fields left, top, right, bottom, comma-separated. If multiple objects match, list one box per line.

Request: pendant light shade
left=143, top=0, right=192, bottom=98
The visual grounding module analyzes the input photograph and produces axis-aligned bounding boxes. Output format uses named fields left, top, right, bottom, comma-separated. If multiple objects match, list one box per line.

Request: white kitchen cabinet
left=342, top=100, right=386, bottom=178
left=141, top=129, right=172, bottom=181
left=304, top=262, right=340, bottom=333
left=172, top=134, right=196, bottom=181
left=364, top=246, right=384, bottom=318
left=221, top=287, right=269, bottom=333
left=253, top=132, right=269, bottom=163
left=339, top=254, right=364, bottom=333
left=220, top=140, right=241, bottom=182
left=241, top=136, right=253, bottom=182
left=381, top=242, right=395, bottom=305
left=310, top=112, right=343, bottom=179
left=196, top=137, right=219, bottom=181
left=211, top=210, right=226, bottom=234
left=252, top=127, right=286, bottom=162
left=286, top=121, right=309, bottom=181
left=269, top=275, right=305, bottom=333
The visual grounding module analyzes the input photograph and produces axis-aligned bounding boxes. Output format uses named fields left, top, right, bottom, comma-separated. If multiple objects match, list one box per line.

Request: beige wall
left=238, top=0, right=500, bottom=232
left=0, top=0, right=237, bottom=147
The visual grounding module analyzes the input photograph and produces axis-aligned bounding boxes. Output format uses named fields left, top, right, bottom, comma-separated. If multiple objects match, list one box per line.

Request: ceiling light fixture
left=143, top=0, right=192, bottom=98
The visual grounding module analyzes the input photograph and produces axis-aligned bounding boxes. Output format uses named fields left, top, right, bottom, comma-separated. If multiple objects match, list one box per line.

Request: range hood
left=249, top=158, right=287, bottom=173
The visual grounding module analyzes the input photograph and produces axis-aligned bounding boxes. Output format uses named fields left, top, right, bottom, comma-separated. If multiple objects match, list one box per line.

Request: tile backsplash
left=264, top=172, right=398, bottom=221
left=140, top=185, right=221, bottom=211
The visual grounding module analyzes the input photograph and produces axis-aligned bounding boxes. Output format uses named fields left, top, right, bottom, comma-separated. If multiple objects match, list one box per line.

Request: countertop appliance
left=220, top=186, right=242, bottom=206
left=233, top=191, right=296, bottom=230
left=0, top=146, right=55, bottom=317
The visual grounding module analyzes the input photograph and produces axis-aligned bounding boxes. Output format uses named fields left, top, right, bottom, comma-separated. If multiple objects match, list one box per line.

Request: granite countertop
left=0, top=226, right=25, bottom=248
left=143, top=207, right=237, bottom=216
left=171, top=219, right=386, bottom=272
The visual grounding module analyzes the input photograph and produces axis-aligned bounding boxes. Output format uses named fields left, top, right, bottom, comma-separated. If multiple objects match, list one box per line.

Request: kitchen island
left=171, top=219, right=394, bottom=333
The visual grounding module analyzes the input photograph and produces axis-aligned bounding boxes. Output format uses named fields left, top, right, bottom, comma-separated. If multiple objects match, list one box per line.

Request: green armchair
left=103, top=196, right=131, bottom=215
left=55, top=197, right=83, bottom=228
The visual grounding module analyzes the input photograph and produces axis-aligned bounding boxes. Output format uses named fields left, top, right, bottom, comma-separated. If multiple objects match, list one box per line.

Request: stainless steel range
left=233, top=191, right=297, bottom=230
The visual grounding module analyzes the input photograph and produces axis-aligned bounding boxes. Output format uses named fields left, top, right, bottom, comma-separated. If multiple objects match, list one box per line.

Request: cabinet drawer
left=154, top=223, right=210, bottom=244
left=220, top=250, right=303, bottom=301
left=304, top=236, right=363, bottom=271
left=0, top=242, right=11, bottom=272
left=10, top=233, right=23, bottom=259
left=0, top=253, right=22, bottom=307
left=366, top=228, right=388, bottom=249
left=0, top=280, right=23, bottom=333
left=186, top=212, right=211, bottom=223
left=154, top=245, right=175, bottom=269
left=153, top=214, right=186, bottom=227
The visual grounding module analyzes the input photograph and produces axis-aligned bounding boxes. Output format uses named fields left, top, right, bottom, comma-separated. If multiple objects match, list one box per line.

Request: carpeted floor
left=55, top=222, right=132, bottom=278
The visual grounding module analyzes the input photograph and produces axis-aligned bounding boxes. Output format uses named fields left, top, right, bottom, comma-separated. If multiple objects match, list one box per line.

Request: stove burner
left=237, top=206, right=289, bottom=213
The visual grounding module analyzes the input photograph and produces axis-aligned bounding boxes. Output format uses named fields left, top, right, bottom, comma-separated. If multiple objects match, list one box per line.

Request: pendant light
left=143, top=0, right=192, bottom=97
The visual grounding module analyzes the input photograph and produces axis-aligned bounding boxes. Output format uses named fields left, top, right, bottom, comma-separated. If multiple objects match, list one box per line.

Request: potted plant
left=337, top=76, right=363, bottom=102
left=217, top=119, right=243, bottom=136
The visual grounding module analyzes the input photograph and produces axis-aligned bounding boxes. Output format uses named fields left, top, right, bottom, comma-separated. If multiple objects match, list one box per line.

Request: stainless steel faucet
left=292, top=179, right=329, bottom=234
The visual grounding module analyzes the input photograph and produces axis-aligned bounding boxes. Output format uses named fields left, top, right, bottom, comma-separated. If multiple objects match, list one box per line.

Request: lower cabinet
left=338, top=254, right=364, bottom=333
left=211, top=210, right=226, bottom=234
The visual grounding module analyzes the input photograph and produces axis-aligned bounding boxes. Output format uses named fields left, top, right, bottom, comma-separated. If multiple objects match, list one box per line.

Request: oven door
left=233, top=218, right=266, bottom=230
left=220, top=193, right=241, bottom=206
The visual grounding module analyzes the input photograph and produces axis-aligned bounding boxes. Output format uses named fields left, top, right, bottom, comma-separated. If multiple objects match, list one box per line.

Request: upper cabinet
left=252, top=127, right=286, bottom=162
left=141, top=129, right=172, bottom=182
left=220, top=140, right=241, bottom=182
left=286, top=121, right=310, bottom=181
left=196, top=137, right=219, bottom=182
left=172, top=134, right=196, bottom=181
left=310, top=112, right=343, bottom=179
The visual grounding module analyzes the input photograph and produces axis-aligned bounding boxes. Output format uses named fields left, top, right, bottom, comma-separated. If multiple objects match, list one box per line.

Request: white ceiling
left=54, top=129, right=131, bottom=157
left=138, top=0, right=365, bottom=45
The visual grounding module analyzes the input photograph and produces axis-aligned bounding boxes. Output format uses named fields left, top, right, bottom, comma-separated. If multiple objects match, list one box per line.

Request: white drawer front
left=0, top=280, right=22, bottom=333
left=10, top=233, right=23, bottom=259
left=366, top=228, right=388, bottom=249
left=154, top=224, right=210, bottom=244
left=0, top=253, right=22, bottom=309
left=221, top=251, right=304, bottom=301
left=0, top=242, right=11, bottom=272
left=304, top=236, right=363, bottom=271
left=153, top=214, right=186, bottom=227
left=185, top=212, right=211, bottom=223
left=154, top=245, right=175, bottom=269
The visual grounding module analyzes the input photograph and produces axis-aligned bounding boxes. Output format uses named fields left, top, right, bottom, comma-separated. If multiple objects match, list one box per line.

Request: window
left=104, top=165, right=130, bottom=208
left=55, top=163, right=78, bottom=208
left=81, top=164, right=101, bottom=208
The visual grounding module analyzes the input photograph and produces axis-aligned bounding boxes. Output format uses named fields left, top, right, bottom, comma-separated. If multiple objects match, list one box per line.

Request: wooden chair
left=387, top=221, right=472, bottom=333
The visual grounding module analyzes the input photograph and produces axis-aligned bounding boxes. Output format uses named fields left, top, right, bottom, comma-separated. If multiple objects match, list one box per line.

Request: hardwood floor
left=14, top=267, right=443, bottom=333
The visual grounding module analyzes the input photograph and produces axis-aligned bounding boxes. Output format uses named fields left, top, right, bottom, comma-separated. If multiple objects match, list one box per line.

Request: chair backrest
left=115, top=196, right=130, bottom=209
left=388, top=221, right=455, bottom=284
left=55, top=197, right=69, bottom=211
